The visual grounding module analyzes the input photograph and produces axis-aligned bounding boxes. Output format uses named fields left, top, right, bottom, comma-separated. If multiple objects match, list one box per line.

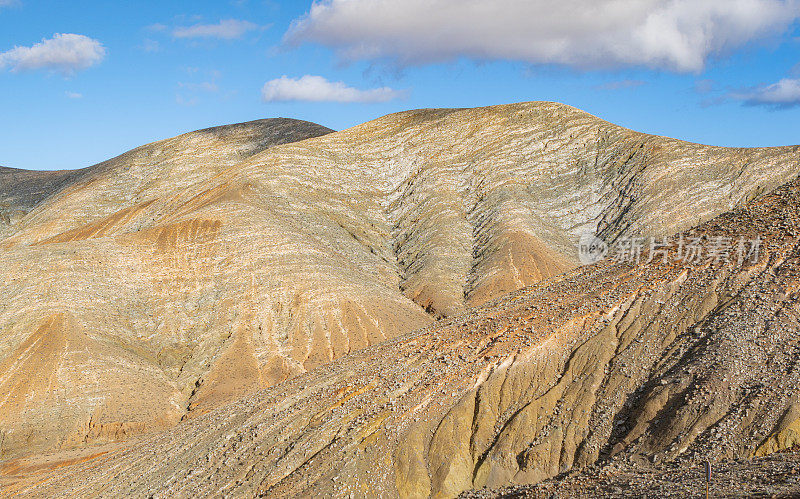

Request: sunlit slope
left=0, top=102, right=798, bottom=460
left=14, top=175, right=800, bottom=498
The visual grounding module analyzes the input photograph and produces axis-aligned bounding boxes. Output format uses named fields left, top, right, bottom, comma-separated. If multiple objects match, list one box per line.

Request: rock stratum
left=1, top=102, right=800, bottom=497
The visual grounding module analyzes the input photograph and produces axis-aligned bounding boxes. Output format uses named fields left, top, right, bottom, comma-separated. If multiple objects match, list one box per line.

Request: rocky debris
left=5, top=169, right=800, bottom=497
left=460, top=450, right=800, bottom=498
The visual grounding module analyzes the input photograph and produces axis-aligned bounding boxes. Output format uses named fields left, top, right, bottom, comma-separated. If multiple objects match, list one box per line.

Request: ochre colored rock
left=7, top=173, right=800, bottom=497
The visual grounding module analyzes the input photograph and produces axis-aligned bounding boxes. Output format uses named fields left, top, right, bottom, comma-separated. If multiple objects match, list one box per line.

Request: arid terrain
left=1, top=102, right=800, bottom=497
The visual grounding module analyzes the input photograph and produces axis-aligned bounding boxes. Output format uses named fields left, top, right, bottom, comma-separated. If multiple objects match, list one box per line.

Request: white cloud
left=173, top=19, right=260, bottom=39
left=287, top=0, right=800, bottom=72
left=734, top=78, right=800, bottom=108
left=0, top=33, right=106, bottom=74
left=0, top=0, right=20, bottom=8
left=261, top=75, right=405, bottom=103
left=65, top=91, right=82, bottom=99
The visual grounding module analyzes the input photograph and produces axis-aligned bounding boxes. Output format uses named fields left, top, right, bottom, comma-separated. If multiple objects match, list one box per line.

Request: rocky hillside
left=0, top=166, right=88, bottom=232
left=0, top=119, right=334, bottom=237
left=0, top=102, right=798, bottom=464
left=461, top=450, right=800, bottom=497
left=6, top=172, right=799, bottom=498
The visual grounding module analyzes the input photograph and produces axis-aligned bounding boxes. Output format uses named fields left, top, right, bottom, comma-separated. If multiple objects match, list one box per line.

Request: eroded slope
left=0, top=102, right=798, bottom=461
left=7, top=174, right=800, bottom=498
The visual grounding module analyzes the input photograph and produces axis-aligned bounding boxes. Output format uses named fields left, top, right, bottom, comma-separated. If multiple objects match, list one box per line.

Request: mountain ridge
left=0, top=118, right=334, bottom=238
left=0, top=101, right=798, bottom=466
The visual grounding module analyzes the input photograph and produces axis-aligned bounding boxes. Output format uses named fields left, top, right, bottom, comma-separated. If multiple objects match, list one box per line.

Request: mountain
left=0, top=166, right=88, bottom=232
left=0, top=119, right=334, bottom=238
left=0, top=102, right=798, bottom=470
left=5, top=155, right=800, bottom=498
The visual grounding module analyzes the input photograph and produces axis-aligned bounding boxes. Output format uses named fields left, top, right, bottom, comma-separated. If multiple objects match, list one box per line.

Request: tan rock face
left=0, top=102, right=799, bottom=463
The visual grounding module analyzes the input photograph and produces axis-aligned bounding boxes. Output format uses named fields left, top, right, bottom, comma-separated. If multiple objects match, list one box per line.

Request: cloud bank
left=262, top=75, right=405, bottom=103
left=173, top=19, right=260, bottom=39
left=0, top=33, right=106, bottom=74
left=735, top=78, right=800, bottom=108
left=288, top=0, right=800, bottom=72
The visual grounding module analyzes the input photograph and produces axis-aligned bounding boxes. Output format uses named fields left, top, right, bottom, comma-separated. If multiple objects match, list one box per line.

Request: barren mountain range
left=1, top=102, right=799, bottom=497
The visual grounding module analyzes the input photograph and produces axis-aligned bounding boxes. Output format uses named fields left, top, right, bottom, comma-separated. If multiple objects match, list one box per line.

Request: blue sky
left=1, top=0, right=799, bottom=171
